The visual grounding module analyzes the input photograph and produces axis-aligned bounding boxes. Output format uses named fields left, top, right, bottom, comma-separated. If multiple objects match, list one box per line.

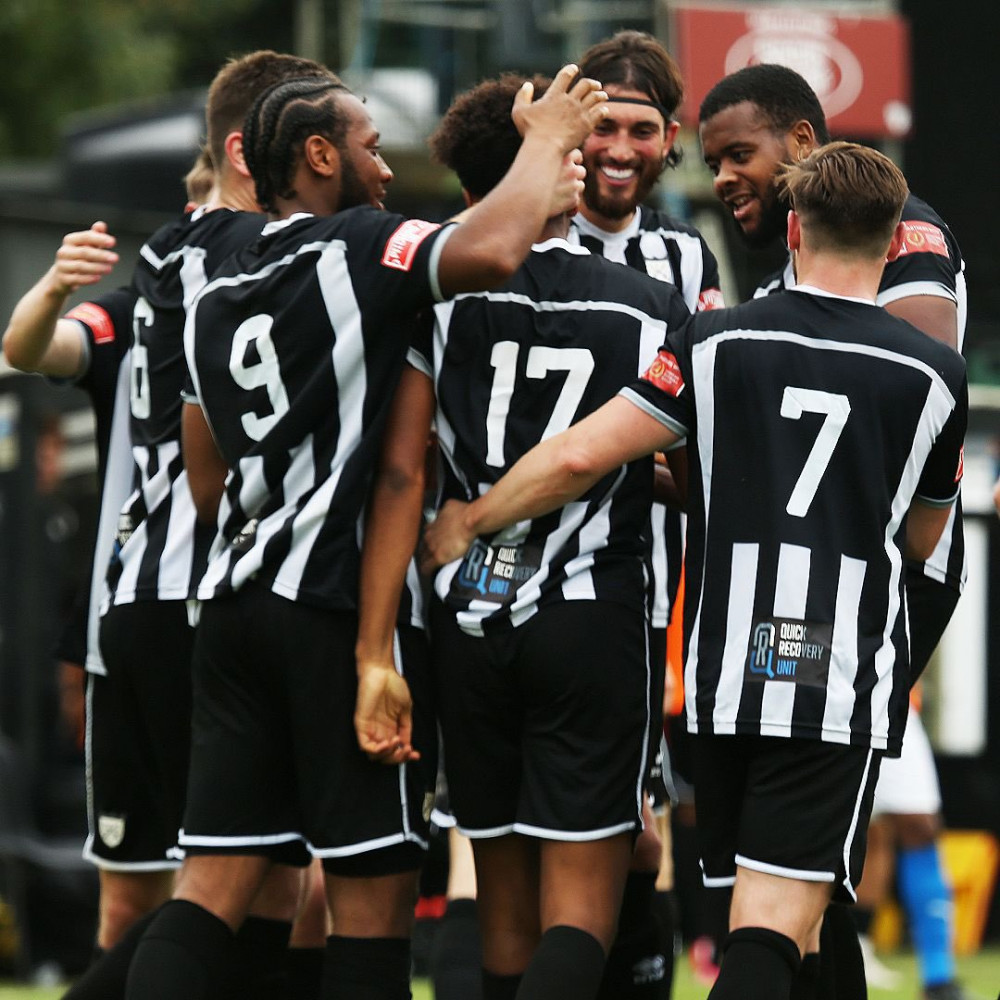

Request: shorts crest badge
left=98, top=814, right=126, bottom=849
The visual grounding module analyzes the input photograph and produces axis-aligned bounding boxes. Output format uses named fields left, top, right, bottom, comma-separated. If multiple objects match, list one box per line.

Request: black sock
left=651, top=890, right=679, bottom=997
left=597, top=874, right=669, bottom=999
left=124, top=899, right=235, bottom=1000
left=431, top=898, right=483, bottom=1000
left=63, top=909, right=160, bottom=1000
left=483, top=970, right=522, bottom=1000
left=286, top=946, right=324, bottom=1000
left=791, top=952, right=821, bottom=1000
left=818, top=904, right=866, bottom=1000
left=515, top=925, right=606, bottom=1000
left=851, top=905, right=874, bottom=937
left=230, top=916, right=292, bottom=1000
left=322, top=935, right=411, bottom=1000
left=708, top=927, right=801, bottom=1000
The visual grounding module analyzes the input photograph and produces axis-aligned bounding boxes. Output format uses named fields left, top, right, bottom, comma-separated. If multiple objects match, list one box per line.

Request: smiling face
left=699, top=100, right=802, bottom=248
left=335, top=94, right=393, bottom=211
left=580, top=86, right=677, bottom=232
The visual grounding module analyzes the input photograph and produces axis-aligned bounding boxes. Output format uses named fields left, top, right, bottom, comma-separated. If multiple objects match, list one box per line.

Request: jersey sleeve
left=913, top=376, right=968, bottom=507
left=878, top=219, right=961, bottom=307
left=406, top=309, right=434, bottom=379
left=64, top=285, right=135, bottom=392
left=372, top=215, right=458, bottom=309
left=618, top=320, right=695, bottom=439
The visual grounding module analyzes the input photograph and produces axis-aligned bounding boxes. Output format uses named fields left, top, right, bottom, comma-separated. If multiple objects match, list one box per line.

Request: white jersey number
left=230, top=315, right=290, bottom=441
left=129, top=297, right=154, bottom=420
left=780, top=387, right=851, bottom=517
left=484, top=342, right=595, bottom=468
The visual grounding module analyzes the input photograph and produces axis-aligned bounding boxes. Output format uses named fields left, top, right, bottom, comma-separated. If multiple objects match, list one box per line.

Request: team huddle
left=2, top=28, right=968, bottom=1000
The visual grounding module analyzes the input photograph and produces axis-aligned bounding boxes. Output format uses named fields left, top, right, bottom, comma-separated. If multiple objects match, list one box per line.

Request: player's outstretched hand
left=51, top=221, right=119, bottom=295
left=512, top=63, right=608, bottom=155
left=354, top=665, right=421, bottom=764
left=419, top=499, right=475, bottom=575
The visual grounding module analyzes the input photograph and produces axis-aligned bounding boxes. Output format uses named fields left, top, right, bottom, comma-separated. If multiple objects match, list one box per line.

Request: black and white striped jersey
left=103, top=207, right=266, bottom=610
left=622, top=287, right=967, bottom=755
left=61, top=289, right=135, bottom=674
left=411, top=237, right=691, bottom=636
left=754, top=194, right=967, bottom=594
left=570, top=206, right=724, bottom=627
left=185, top=208, right=454, bottom=610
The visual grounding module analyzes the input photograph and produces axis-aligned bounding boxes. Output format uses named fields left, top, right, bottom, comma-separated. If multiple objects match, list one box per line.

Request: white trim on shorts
left=459, top=819, right=639, bottom=842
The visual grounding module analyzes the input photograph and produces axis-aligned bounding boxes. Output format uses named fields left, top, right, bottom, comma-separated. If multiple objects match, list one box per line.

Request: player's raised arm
left=437, top=64, right=607, bottom=296
left=3, top=221, right=119, bottom=377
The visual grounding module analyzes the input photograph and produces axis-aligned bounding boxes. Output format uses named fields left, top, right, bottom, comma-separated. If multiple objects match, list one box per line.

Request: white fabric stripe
left=156, top=468, right=197, bottom=599
left=666, top=229, right=707, bottom=314
left=639, top=320, right=665, bottom=373
left=86, top=354, right=133, bottom=673
left=451, top=289, right=668, bottom=334
left=393, top=632, right=413, bottom=840
left=511, top=820, right=638, bottom=842
left=272, top=437, right=324, bottom=599
left=460, top=823, right=517, bottom=840
left=875, top=280, right=957, bottom=309
left=228, top=454, right=288, bottom=593
left=691, top=328, right=957, bottom=410
left=618, top=387, right=688, bottom=439
left=310, top=830, right=429, bottom=857
left=760, top=543, right=810, bottom=735
left=839, top=748, right=875, bottom=902
left=649, top=506, right=669, bottom=626
left=406, top=346, right=432, bottom=379
left=179, top=831, right=305, bottom=848
left=823, top=556, right=866, bottom=744
left=426, top=223, right=457, bottom=302
left=735, top=854, right=836, bottom=883
left=711, top=544, right=759, bottom=733
left=921, top=500, right=957, bottom=584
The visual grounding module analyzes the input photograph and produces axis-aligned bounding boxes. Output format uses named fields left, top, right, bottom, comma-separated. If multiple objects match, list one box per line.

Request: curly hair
left=429, top=73, right=549, bottom=200
left=699, top=64, right=831, bottom=145
left=242, top=76, right=351, bottom=214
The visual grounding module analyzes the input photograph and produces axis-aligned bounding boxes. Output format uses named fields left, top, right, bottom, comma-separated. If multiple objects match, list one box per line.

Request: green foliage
left=0, top=0, right=294, bottom=159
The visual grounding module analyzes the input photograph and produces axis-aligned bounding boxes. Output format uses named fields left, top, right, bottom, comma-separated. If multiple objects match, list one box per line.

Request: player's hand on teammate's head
left=512, top=63, right=608, bottom=153
left=419, top=499, right=475, bottom=575
left=52, top=221, right=118, bottom=295
left=354, top=665, right=421, bottom=765
left=550, top=149, right=585, bottom=219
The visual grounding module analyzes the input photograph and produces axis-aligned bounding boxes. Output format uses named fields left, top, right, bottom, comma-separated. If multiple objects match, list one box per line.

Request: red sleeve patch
left=381, top=219, right=441, bottom=272
left=888, top=221, right=950, bottom=261
left=955, top=445, right=964, bottom=483
left=65, top=302, right=116, bottom=344
left=641, top=349, right=685, bottom=397
left=697, top=287, right=725, bottom=311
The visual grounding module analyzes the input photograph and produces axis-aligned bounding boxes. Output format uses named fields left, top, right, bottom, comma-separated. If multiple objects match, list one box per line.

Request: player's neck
left=540, top=213, right=572, bottom=242
left=793, top=249, right=882, bottom=302
left=578, top=203, right=637, bottom=235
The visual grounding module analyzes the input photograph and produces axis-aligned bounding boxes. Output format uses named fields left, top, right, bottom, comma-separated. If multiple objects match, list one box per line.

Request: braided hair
left=243, top=76, right=351, bottom=214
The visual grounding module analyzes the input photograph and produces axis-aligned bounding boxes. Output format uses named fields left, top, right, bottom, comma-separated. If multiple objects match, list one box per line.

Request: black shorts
left=86, top=600, right=194, bottom=869
left=180, top=586, right=433, bottom=877
left=904, top=569, right=961, bottom=683
left=430, top=598, right=650, bottom=841
left=691, top=734, right=882, bottom=904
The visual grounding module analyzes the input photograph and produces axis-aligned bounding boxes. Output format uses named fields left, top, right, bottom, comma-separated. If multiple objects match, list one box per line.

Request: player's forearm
left=356, top=476, right=425, bottom=674
left=2, top=275, right=81, bottom=376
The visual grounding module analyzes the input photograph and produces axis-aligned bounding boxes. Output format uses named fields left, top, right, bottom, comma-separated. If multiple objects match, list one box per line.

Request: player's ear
left=788, top=119, right=817, bottom=161
left=886, top=220, right=905, bottom=262
left=304, top=135, right=338, bottom=178
left=662, top=120, right=680, bottom=165
left=225, top=131, right=250, bottom=178
left=786, top=209, right=801, bottom=251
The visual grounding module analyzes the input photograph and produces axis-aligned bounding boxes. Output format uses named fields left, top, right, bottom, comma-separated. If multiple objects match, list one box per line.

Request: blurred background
left=0, top=0, right=997, bottom=985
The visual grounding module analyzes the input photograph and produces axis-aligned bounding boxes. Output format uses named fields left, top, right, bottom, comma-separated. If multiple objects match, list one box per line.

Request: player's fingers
left=548, top=63, right=580, bottom=95
left=512, top=80, right=535, bottom=115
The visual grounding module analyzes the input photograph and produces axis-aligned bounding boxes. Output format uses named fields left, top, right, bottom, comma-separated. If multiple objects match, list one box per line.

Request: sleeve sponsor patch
left=955, top=445, right=964, bottom=483
left=641, top=349, right=685, bottom=397
left=65, top=302, right=115, bottom=344
left=888, top=221, right=950, bottom=261
left=697, top=287, right=725, bottom=311
left=381, top=219, right=441, bottom=272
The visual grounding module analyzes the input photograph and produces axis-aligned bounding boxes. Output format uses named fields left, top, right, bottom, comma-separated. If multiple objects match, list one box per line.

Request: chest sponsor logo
left=381, top=219, right=440, bottom=272
left=65, top=302, right=116, bottom=344
left=98, top=813, right=126, bottom=849
left=746, top=617, right=832, bottom=687
left=641, top=349, right=685, bottom=397
left=888, top=221, right=949, bottom=260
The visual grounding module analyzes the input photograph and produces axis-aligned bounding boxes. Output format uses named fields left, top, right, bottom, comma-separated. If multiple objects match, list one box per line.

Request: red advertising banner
left=674, top=4, right=912, bottom=138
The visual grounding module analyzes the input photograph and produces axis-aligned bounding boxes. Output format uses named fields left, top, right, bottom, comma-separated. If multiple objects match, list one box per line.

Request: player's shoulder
left=892, top=193, right=963, bottom=265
